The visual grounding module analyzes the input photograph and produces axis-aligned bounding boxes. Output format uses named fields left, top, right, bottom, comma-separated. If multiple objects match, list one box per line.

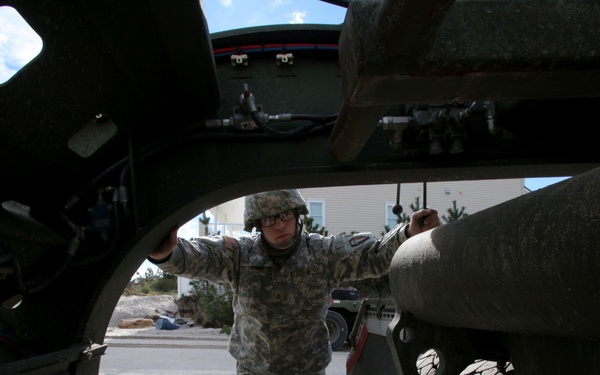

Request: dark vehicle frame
left=0, top=0, right=599, bottom=373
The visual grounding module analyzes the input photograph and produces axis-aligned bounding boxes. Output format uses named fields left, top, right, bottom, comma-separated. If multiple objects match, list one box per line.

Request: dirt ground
left=108, top=294, right=179, bottom=327
left=106, top=294, right=227, bottom=340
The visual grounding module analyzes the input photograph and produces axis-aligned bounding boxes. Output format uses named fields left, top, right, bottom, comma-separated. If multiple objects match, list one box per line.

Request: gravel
left=108, top=294, right=179, bottom=327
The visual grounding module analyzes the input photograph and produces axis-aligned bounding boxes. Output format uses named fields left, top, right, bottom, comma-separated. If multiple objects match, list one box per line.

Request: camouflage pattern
left=243, top=189, right=309, bottom=232
left=155, top=223, right=408, bottom=375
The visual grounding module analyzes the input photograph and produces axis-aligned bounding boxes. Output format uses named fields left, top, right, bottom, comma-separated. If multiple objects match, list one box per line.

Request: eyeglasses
left=259, top=209, right=296, bottom=227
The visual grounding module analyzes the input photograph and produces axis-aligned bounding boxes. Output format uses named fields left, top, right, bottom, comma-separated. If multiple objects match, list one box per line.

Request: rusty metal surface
left=330, top=0, right=600, bottom=161
left=338, top=0, right=600, bottom=104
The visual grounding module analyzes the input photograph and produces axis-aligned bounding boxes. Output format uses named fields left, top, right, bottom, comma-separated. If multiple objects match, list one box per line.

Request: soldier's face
left=261, top=213, right=296, bottom=246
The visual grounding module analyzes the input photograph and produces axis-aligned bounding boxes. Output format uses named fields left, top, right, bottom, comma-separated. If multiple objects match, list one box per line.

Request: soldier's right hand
left=149, top=226, right=179, bottom=261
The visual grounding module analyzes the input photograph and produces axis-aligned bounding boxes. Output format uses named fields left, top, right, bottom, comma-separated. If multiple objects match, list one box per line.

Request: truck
left=327, top=288, right=361, bottom=350
left=0, top=0, right=599, bottom=374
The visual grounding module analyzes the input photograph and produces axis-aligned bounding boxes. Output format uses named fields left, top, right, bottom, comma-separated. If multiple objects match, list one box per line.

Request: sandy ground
left=106, top=294, right=228, bottom=339
left=108, top=294, right=179, bottom=327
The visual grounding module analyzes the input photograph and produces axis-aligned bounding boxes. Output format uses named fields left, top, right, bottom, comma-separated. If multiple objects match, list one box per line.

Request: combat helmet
left=243, top=189, right=309, bottom=232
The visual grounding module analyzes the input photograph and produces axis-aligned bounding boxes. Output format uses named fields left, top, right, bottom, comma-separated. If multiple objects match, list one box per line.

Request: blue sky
left=523, top=176, right=570, bottom=191
left=203, top=0, right=347, bottom=34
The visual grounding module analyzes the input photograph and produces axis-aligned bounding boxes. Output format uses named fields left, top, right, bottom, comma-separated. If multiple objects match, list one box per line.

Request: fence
left=203, top=223, right=255, bottom=238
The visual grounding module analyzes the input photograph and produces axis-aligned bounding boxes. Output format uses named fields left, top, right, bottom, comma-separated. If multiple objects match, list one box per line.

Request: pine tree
left=442, top=200, right=469, bottom=223
left=303, top=216, right=328, bottom=236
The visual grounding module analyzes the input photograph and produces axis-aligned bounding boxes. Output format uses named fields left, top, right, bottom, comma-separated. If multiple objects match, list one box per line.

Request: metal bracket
left=276, top=53, right=294, bottom=65
left=231, top=54, right=248, bottom=66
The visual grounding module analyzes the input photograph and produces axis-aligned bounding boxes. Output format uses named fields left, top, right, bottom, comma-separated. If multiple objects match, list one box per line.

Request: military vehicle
left=327, top=288, right=361, bottom=350
left=0, top=0, right=599, bottom=374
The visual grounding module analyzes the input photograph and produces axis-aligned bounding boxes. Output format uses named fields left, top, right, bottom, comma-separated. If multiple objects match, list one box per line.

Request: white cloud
left=288, top=10, right=306, bottom=24
left=0, top=6, right=43, bottom=84
left=220, top=0, right=233, bottom=7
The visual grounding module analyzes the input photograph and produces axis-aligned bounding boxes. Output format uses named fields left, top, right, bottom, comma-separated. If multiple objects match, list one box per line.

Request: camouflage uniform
left=155, top=223, right=409, bottom=374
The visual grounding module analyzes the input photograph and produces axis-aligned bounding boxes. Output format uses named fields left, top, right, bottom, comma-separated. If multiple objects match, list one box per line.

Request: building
left=297, top=179, right=525, bottom=236
left=178, top=179, right=527, bottom=296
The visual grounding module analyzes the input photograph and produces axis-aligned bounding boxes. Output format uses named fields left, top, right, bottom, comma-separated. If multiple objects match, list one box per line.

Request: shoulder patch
left=349, top=235, right=369, bottom=247
left=223, top=236, right=239, bottom=252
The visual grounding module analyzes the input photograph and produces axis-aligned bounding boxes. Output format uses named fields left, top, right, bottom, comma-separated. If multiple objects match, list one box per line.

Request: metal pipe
left=389, top=167, right=600, bottom=338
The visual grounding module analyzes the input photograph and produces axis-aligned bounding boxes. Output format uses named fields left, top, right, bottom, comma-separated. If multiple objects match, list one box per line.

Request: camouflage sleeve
left=154, top=235, right=242, bottom=284
left=330, top=223, right=409, bottom=283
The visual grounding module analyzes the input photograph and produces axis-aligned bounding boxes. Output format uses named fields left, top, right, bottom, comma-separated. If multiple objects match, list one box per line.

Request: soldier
left=149, top=189, right=439, bottom=375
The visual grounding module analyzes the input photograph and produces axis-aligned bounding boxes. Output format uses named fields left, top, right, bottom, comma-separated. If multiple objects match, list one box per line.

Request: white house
left=177, top=179, right=527, bottom=296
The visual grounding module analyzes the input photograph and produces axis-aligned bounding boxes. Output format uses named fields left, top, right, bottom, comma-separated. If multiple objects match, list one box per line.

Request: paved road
left=98, top=326, right=512, bottom=375
left=99, top=326, right=351, bottom=375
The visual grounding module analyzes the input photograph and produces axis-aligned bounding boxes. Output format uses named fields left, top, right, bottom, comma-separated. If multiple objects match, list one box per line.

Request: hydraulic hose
left=251, top=111, right=335, bottom=139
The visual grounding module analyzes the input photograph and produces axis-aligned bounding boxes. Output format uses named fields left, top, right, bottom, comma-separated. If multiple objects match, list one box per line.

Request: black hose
left=251, top=111, right=335, bottom=139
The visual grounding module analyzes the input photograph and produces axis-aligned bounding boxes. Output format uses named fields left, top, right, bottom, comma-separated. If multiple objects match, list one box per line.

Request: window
left=307, top=201, right=325, bottom=227
left=386, top=203, right=398, bottom=229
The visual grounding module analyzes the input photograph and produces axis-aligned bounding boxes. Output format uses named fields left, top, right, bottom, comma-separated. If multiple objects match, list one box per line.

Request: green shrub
left=151, top=272, right=177, bottom=293
left=124, top=267, right=177, bottom=296
left=189, top=280, right=234, bottom=334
